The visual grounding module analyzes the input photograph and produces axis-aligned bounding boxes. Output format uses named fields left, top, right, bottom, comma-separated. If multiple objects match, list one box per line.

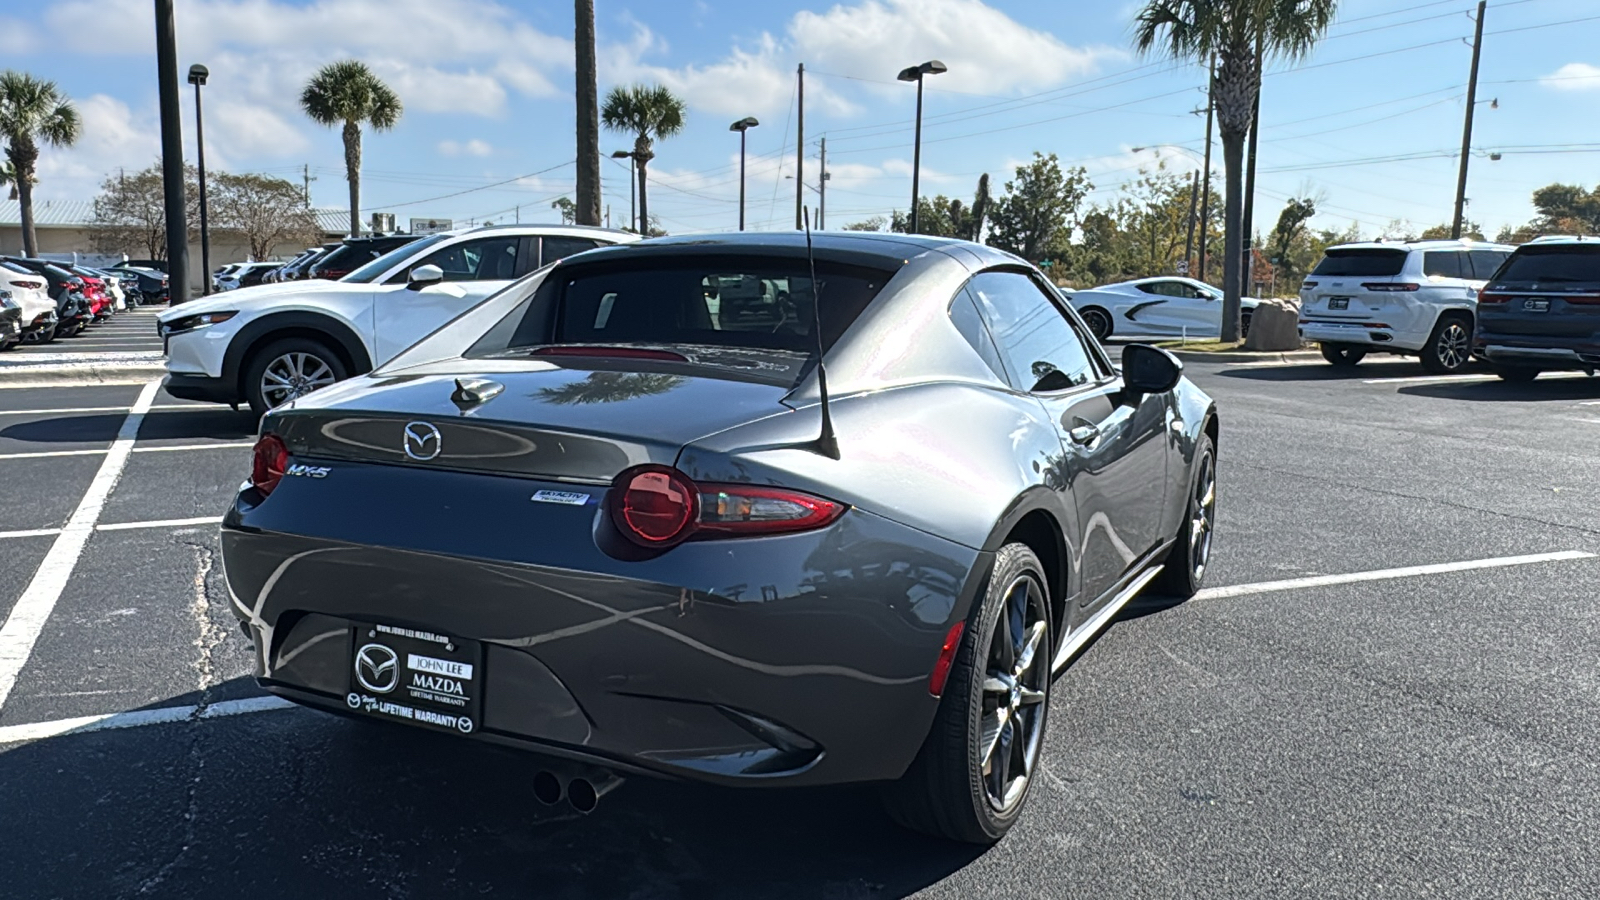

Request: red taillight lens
left=1564, top=294, right=1600, bottom=305
left=1477, top=292, right=1510, bottom=305
left=17, top=279, right=43, bottom=290
left=928, top=621, right=966, bottom=697
left=1300, top=281, right=1318, bottom=290
left=251, top=434, right=289, bottom=496
left=607, top=465, right=846, bottom=549
left=1362, top=283, right=1420, bottom=292
left=613, top=466, right=696, bottom=546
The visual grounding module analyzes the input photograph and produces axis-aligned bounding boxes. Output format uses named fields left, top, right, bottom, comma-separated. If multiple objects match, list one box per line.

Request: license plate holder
left=1524, top=298, right=1550, bottom=313
left=1328, top=297, right=1350, bottom=310
left=347, top=623, right=483, bottom=735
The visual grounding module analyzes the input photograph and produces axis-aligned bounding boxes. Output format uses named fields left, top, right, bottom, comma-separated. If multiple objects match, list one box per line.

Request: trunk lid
left=267, top=353, right=804, bottom=483
left=1301, top=247, right=1411, bottom=322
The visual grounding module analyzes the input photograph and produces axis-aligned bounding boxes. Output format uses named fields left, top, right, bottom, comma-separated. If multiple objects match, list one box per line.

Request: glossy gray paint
left=224, top=231, right=1216, bottom=787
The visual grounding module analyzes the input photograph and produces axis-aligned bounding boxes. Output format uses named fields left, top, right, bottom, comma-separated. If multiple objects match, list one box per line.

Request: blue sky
left=3, top=0, right=1599, bottom=241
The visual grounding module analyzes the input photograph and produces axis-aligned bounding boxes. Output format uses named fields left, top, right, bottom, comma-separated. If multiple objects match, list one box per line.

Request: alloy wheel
left=1189, top=450, right=1216, bottom=579
left=1436, top=322, right=1470, bottom=371
left=260, top=351, right=336, bottom=407
left=1083, top=309, right=1111, bottom=341
left=979, top=574, right=1049, bottom=812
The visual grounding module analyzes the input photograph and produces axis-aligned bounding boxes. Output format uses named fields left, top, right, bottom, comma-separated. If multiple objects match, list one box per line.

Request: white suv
left=158, top=224, right=639, bottom=413
left=1299, top=239, right=1514, bottom=373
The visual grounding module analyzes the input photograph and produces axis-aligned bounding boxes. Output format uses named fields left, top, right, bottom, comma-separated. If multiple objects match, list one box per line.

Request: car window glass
left=358, top=233, right=450, bottom=284
left=1313, top=249, right=1408, bottom=277
left=1423, top=252, right=1468, bottom=279
left=1469, top=250, right=1511, bottom=280
left=414, top=237, right=520, bottom=283
left=950, top=288, right=1010, bottom=383
left=1492, top=245, right=1600, bottom=286
left=969, top=271, right=1096, bottom=392
left=541, top=237, right=601, bottom=266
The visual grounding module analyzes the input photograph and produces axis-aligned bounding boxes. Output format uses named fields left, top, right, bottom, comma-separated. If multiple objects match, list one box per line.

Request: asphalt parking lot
left=3, top=349, right=1600, bottom=899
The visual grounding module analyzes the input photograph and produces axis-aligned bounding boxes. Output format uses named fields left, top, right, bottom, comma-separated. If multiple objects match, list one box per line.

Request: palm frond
left=301, top=60, right=402, bottom=130
left=0, top=71, right=79, bottom=148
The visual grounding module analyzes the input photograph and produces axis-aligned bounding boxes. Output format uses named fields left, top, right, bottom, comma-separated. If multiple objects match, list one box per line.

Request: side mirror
left=407, top=264, right=444, bottom=291
left=1121, top=344, right=1183, bottom=395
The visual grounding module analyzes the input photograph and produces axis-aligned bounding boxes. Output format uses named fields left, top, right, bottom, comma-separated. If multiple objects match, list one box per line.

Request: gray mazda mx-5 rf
left=221, top=231, right=1219, bottom=844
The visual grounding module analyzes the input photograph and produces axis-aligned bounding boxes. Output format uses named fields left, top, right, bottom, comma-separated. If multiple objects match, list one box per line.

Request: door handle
left=1068, top=423, right=1100, bottom=446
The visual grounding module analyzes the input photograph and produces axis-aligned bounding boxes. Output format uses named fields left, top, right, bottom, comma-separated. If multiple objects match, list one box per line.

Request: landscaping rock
left=1244, top=298, right=1302, bottom=352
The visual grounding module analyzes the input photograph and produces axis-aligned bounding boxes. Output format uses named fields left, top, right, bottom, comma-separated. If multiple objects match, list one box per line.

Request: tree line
left=90, top=164, right=322, bottom=261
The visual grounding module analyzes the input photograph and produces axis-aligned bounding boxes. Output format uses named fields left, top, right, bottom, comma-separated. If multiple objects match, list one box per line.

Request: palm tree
left=0, top=72, right=80, bottom=257
left=574, top=0, right=602, bottom=226
left=300, top=61, right=402, bottom=238
left=1134, top=0, right=1337, bottom=341
left=601, top=84, right=686, bottom=235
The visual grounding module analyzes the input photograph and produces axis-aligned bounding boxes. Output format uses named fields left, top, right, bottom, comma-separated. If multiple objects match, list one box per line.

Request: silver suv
left=1299, top=239, right=1514, bottom=373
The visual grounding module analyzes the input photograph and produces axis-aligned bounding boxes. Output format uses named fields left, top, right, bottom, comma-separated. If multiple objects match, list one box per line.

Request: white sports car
left=1063, top=277, right=1260, bottom=341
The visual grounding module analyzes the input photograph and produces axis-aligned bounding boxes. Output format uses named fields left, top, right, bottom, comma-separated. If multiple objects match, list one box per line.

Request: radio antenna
left=803, top=207, right=839, bottom=459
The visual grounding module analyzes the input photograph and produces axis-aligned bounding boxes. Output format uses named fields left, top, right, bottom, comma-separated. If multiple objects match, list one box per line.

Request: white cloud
left=0, top=17, right=37, bottom=53
left=1542, top=63, right=1600, bottom=92
left=33, top=94, right=161, bottom=200
left=439, top=139, right=493, bottom=157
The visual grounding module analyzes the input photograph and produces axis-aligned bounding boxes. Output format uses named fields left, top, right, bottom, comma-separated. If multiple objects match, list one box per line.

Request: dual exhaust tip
left=532, top=767, right=622, bottom=814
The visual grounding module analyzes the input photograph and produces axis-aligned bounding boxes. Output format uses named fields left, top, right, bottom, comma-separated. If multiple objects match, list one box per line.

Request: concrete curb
left=1165, top=348, right=1322, bottom=364
left=0, top=363, right=167, bottom=388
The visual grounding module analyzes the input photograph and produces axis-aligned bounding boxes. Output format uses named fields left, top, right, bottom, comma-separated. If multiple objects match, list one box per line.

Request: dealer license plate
left=1328, top=297, right=1350, bottom=310
left=1524, top=299, right=1550, bottom=312
left=347, top=623, right=483, bottom=735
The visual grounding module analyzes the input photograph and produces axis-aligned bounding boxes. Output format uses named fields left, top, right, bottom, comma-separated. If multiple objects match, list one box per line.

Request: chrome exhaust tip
left=566, top=771, right=623, bottom=814
left=531, top=770, right=564, bottom=806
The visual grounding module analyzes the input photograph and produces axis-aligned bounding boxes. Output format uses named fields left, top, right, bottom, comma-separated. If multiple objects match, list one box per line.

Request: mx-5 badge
left=402, top=421, right=442, bottom=461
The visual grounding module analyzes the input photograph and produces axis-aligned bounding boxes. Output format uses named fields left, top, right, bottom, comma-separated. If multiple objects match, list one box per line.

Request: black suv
left=1475, top=238, right=1600, bottom=382
left=306, top=235, right=421, bottom=281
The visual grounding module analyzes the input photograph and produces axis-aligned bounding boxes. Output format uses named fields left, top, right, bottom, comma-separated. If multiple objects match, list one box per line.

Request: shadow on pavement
left=1398, top=375, right=1600, bottom=403
left=0, top=679, right=984, bottom=899
left=0, top=409, right=255, bottom=445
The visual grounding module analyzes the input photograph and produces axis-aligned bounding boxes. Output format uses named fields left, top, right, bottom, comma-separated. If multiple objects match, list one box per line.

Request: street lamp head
left=187, top=64, right=209, bottom=86
left=611, top=150, right=633, bottom=159
left=900, top=60, right=948, bottom=80
left=729, top=117, right=760, bottom=132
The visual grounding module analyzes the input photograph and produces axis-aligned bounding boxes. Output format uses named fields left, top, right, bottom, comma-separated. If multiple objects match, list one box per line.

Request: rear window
left=1423, top=252, right=1469, bottom=279
left=481, top=258, right=894, bottom=357
left=1492, top=245, right=1600, bottom=286
left=1313, top=249, right=1408, bottom=277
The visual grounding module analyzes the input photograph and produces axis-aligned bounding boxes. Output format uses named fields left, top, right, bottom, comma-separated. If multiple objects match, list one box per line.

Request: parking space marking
left=0, top=517, right=224, bottom=542
left=0, top=379, right=161, bottom=711
left=1362, top=372, right=1590, bottom=386
left=0, top=449, right=108, bottom=460
left=1195, top=550, right=1595, bottom=602
left=0, top=443, right=252, bottom=461
left=0, top=528, right=61, bottom=541
left=0, top=695, right=294, bottom=746
left=0, top=404, right=214, bottom=416
left=132, top=442, right=255, bottom=453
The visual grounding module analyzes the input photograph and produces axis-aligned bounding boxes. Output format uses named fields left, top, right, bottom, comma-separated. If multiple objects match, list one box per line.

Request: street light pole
left=154, top=0, right=189, bottom=305
left=188, top=64, right=211, bottom=295
left=611, top=150, right=636, bottom=232
left=729, top=117, right=759, bottom=231
left=818, top=136, right=828, bottom=230
left=898, top=60, right=947, bottom=235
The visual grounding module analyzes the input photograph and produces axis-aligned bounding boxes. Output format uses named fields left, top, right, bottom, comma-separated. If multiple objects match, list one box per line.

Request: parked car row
left=211, top=234, right=432, bottom=293
left=0, top=256, right=145, bottom=344
left=161, top=224, right=636, bottom=411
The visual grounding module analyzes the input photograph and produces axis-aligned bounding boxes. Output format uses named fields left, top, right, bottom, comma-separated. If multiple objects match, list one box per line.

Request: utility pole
left=302, top=164, right=316, bottom=206
left=1240, top=40, right=1263, bottom=297
left=1183, top=169, right=1199, bottom=273
left=605, top=204, right=610, bottom=229
left=515, top=205, right=520, bottom=224
left=154, top=0, right=189, bottom=305
left=1453, top=0, right=1487, bottom=240
left=1199, top=56, right=1216, bottom=282
left=795, top=63, right=805, bottom=230
left=818, top=136, right=827, bottom=230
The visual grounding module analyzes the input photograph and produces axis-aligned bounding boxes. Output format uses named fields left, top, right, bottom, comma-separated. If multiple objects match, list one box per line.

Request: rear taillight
left=608, top=465, right=846, bottom=549
left=1564, top=294, right=1600, bottom=305
left=1362, top=283, right=1420, bottom=292
left=16, top=279, right=43, bottom=290
left=251, top=434, right=289, bottom=496
left=1478, top=292, right=1510, bottom=305
left=1300, top=281, right=1318, bottom=290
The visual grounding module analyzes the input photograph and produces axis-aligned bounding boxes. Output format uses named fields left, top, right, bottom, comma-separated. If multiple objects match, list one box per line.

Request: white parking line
left=133, top=442, right=254, bottom=453
left=1194, top=550, right=1596, bottom=601
left=1363, top=372, right=1591, bottom=386
left=0, top=517, right=224, bottom=541
left=0, top=442, right=252, bottom=461
left=0, top=380, right=161, bottom=711
left=0, top=695, right=294, bottom=745
left=0, top=548, right=1595, bottom=746
left=0, top=404, right=212, bottom=416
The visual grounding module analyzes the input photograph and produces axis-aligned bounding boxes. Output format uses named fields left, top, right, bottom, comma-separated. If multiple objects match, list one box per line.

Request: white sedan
left=1062, top=276, right=1260, bottom=341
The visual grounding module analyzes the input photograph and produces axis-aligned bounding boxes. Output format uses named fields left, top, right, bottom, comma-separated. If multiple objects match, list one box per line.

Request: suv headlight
left=161, top=311, right=238, bottom=336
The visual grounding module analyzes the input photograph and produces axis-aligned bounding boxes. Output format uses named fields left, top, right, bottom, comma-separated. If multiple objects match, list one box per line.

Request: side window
left=1469, top=250, right=1510, bottom=280
left=968, top=271, right=1097, bottom=393
left=949, top=288, right=1009, bottom=383
left=410, top=237, right=520, bottom=283
left=1423, top=252, right=1468, bottom=279
left=1136, top=281, right=1177, bottom=296
left=540, top=237, right=601, bottom=266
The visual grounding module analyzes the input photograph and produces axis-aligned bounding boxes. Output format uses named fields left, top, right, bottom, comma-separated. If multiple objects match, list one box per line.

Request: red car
left=64, top=266, right=111, bottom=320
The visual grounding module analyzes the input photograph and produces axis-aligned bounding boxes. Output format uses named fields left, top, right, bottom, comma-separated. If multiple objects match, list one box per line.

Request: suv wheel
left=881, top=543, right=1052, bottom=844
left=1421, top=315, right=1472, bottom=374
left=1320, top=343, right=1367, bottom=367
left=243, top=337, right=347, bottom=415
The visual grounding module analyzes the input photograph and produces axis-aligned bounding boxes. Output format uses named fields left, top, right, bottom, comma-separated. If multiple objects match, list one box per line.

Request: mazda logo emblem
left=403, top=421, right=442, bottom=461
left=354, top=642, right=399, bottom=693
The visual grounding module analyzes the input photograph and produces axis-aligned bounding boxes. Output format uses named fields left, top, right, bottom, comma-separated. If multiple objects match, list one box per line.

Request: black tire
left=1240, top=311, right=1253, bottom=340
left=1081, top=307, right=1113, bottom=342
left=1154, top=433, right=1216, bottom=599
left=1420, top=314, right=1472, bottom=374
left=1493, top=365, right=1541, bottom=383
left=1320, top=343, right=1366, bottom=367
left=882, top=543, right=1053, bottom=844
left=242, top=337, right=348, bottom=415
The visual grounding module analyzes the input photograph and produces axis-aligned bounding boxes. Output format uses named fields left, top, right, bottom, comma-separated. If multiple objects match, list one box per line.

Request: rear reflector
left=251, top=434, right=289, bottom=496
left=928, top=622, right=966, bottom=697
left=1362, top=283, right=1420, bottom=292
left=608, top=465, right=846, bottom=549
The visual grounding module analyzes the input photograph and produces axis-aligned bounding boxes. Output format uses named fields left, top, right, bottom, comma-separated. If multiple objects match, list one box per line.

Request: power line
left=359, top=161, right=574, bottom=212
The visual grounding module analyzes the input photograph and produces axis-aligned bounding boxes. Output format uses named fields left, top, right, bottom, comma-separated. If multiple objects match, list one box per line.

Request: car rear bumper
left=219, top=475, right=984, bottom=787
left=1477, top=337, right=1600, bottom=369
left=1298, top=319, right=1430, bottom=351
